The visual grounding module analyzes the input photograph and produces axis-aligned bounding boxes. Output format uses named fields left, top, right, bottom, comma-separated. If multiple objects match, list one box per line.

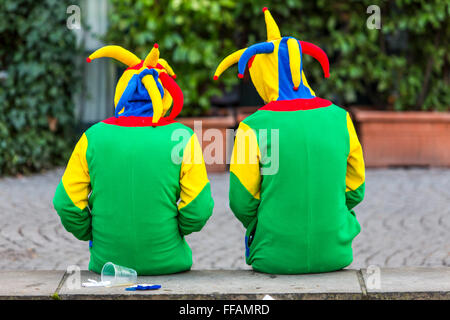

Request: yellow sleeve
left=53, top=133, right=92, bottom=241
left=229, top=122, right=261, bottom=227
left=177, top=133, right=214, bottom=235
left=61, top=133, right=91, bottom=210
left=346, top=113, right=365, bottom=209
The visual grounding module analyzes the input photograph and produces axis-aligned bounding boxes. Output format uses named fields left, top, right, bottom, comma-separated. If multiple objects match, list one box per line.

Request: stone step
left=0, top=268, right=448, bottom=300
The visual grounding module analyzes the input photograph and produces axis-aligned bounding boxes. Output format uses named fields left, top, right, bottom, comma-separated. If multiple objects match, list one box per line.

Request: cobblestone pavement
left=0, top=168, right=448, bottom=271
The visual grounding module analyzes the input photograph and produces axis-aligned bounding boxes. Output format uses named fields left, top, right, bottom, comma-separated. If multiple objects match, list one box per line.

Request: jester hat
left=214, top=7, right=330, bottom=103
left=87, top=44, right=183, bottom=123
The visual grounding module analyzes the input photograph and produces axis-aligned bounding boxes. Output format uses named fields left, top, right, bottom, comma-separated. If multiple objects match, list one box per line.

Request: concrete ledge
left=59, top=270, right=362, bottom=300
left=0, top=270, right=65, bottom=300
left=0, top=268, right=448, bottom=300
left=361, top=267, right=450, bottom=300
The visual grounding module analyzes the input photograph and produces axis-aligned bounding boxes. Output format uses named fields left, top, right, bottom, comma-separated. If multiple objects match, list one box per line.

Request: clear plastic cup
left=101, top=262, right=137, bottom=287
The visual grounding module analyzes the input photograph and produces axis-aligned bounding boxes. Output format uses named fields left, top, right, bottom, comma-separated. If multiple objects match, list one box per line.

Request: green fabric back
left=242, top=105, right=361, bottom=273
left=84, top=122, right=193, bottom=275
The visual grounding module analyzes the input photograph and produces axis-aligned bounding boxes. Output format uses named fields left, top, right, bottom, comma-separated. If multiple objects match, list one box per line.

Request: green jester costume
left=214, top=8, right=365, bottom=274
left=53, top=44, right=214, bottom=275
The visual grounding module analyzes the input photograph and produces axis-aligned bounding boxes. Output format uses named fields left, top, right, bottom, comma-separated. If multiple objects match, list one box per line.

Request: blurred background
left=0, top=0, right=448, bottom=271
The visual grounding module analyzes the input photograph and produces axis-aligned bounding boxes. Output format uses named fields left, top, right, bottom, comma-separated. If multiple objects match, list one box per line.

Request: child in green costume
left=214, top=8, right=365, bottom=274
left=53, top=44, right=214, bottom=275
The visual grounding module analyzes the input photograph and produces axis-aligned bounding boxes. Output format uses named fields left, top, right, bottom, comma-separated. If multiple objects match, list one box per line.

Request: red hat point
left=238, top=73, right=244, bottom=79
left=213, top=75, right=218, bottom=81
left=262, top=7, right=268, bottom=12
left=86, top=57, right=92, bottom=63
left=154, top=43, right=159, bottom=48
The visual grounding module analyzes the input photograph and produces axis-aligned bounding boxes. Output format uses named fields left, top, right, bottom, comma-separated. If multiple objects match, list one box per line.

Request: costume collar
left=259, top=97, right=332, bottom=111
left=102, top=116, right=176, bottom=127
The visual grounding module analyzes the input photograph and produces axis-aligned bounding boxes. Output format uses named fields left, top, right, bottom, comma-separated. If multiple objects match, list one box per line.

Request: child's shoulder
left=82, top=120, right=108, bottom=138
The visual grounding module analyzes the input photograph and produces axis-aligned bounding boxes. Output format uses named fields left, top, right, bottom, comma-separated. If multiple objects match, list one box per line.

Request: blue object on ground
left=125, top=284, right=162, bottom=291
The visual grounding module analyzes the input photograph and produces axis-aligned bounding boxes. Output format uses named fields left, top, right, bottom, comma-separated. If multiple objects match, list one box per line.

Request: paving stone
left=0, top=168, right=448, bottom=271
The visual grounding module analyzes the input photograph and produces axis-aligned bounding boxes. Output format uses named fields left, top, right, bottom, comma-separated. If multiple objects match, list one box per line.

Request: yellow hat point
left=213, top=48, right=246, bottom=80
left=144, top=43, right=160, bottom=68
left=141, top=74, right=163, bottom=123
left=157, top=58, right=176, bottom=77
left=263, top=7, right=281, bottom=41
left=287, top=38, right=301, bottom=90
left=87, top=45, right=141, bottom=67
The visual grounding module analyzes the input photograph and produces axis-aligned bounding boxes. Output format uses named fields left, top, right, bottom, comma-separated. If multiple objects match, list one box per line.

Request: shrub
left=0, top=0, right=81, bottom=175
left=266, top=0, right=449, bottom=111
left=106, top=0, right=449, bottom=113
left=105, top=0, right=238, bottom=116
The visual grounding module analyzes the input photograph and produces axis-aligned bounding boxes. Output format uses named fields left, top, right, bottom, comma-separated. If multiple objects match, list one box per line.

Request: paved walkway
left=0, top=168, right=448, bottom=271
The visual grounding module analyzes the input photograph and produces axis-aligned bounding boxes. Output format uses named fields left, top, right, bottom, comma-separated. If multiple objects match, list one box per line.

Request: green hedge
left=106, top=0, right=449, bottom=113
left=0, top=0, right=81, bottom=175
left=105, top=0, right=237, bottom=116
left=0, top=0, right=447, bottom=176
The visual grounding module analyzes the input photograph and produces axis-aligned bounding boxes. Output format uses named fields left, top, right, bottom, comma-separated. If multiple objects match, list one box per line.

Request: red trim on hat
left=248, top=55, right=256, bottom=69
left=299, top=41, right=330, bottom=78
left=259, top=97, right=333, bottom=111
left=159, top=72, right=184, bottom=120
left=125, top=60, right=145, bottom=71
